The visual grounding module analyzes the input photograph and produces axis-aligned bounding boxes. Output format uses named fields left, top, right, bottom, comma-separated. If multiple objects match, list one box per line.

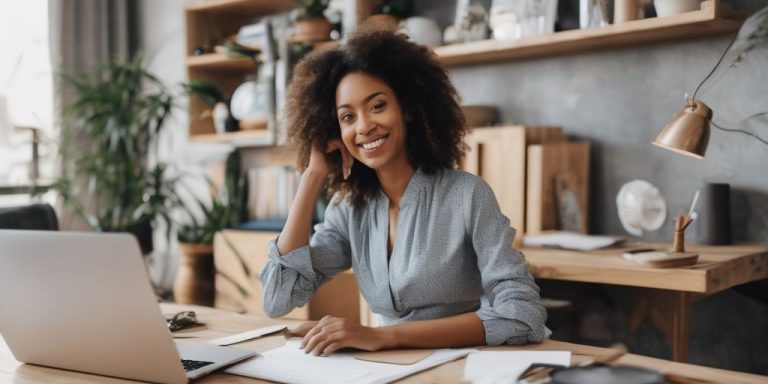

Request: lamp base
left=622, top=250, right=698, bottom=268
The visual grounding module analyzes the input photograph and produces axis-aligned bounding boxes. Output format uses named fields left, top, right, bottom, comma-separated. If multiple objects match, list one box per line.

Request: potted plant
left=184, top=79, right=238, bottom=134
left=174, top=153, right=247, bottom=306
left=367, top=0, right=413, bottom=31
left=51, top=53, right=180, bottom=255
left=291, top=0, right=333, bottom=43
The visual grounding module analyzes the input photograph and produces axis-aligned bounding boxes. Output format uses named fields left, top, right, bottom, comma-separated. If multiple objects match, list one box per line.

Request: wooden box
left=462, top=126, right=564, bottom=237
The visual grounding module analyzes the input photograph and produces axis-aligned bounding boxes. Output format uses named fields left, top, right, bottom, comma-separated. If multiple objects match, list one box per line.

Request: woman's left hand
left=300, top=316, right=390, bottom=356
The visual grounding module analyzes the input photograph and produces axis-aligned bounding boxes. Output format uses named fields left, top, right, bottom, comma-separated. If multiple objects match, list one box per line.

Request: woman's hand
left=306, top=139, right=354, bottom=180
left=300, top=316, right=390, bottom=356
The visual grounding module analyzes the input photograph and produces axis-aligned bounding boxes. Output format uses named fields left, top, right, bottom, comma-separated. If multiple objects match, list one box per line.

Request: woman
left=261, top=29, right=546, bottom=356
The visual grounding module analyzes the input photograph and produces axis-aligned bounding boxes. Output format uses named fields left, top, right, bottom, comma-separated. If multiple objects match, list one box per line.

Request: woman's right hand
left=307, top=139, right=354, bottom=180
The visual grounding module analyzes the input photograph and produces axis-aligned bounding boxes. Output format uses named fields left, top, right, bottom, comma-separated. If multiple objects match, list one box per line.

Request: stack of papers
left=207, top=325, right=287, bottom=346
left=464, top=351, right=571, bottom=384
left=226, top=340, right=475, bottom=384
left=523, top=232, right=622, bottom=251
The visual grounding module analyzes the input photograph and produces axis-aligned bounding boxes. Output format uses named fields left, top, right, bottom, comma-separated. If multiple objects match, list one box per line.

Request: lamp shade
left=652, top=99, right=712, bottom=159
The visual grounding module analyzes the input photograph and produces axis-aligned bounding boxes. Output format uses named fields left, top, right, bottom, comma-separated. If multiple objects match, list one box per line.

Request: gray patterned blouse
left=260, top=168, right=547, bottom=345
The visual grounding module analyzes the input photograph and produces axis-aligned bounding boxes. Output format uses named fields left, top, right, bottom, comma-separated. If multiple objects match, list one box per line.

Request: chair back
left=0, top=203, right=59, bottom=230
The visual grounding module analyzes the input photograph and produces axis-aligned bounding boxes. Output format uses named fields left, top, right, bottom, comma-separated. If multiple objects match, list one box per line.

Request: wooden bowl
left=461, top=105, right=499, bottom=128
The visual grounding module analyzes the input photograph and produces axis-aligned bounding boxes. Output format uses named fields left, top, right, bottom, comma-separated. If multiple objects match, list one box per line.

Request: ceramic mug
left=654, top=0, right=701, bottom=17
left=399, top=17, right=442, bottom=48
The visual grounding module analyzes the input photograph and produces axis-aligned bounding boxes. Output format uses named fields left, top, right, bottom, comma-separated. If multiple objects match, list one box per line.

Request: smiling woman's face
left=335, top=72, right=409, bottom=174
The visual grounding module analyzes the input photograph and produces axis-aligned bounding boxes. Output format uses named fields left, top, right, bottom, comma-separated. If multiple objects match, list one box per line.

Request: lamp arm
left=711, top=120, right=768, bottom=147
left=691, top=32, right=738, bottom=102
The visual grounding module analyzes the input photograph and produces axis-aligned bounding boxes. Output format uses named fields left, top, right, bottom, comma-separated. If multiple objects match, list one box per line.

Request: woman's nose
left=356, top=113, right=376, bottom=135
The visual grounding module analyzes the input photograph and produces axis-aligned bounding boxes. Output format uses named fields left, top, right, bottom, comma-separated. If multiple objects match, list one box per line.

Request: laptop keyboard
left=181, top=359, right=214, bottom=372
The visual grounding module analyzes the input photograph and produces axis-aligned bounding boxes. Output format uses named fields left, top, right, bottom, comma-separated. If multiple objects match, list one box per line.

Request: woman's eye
left=372, top=102, right=385, bottom=112
left=339, top=113, right=353, bottom=122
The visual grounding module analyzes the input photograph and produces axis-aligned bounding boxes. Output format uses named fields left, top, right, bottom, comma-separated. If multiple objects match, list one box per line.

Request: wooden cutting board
left=526, top=142, right=590, bottom=235
left=462, top=125, right=564, bottom=238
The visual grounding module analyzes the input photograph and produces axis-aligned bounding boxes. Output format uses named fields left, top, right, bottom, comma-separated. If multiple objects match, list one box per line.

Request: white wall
left=138, top=0, right=193, bottom=294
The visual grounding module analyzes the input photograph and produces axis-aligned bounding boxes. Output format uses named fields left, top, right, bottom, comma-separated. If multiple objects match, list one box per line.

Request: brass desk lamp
left=652, top=5, right=768, bottom=158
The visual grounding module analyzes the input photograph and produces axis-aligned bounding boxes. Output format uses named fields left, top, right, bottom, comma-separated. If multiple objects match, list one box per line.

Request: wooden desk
left=522, top=243, right=768, bottom=362
left=2, top=304, right=766, bottom=384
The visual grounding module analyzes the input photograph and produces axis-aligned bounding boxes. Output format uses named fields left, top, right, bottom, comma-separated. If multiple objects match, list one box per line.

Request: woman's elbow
left=262, top=297, right=291, bottom=318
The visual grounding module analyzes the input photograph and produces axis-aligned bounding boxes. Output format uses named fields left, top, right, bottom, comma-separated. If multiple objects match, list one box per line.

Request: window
left=0, top=0, right=53, bottom=204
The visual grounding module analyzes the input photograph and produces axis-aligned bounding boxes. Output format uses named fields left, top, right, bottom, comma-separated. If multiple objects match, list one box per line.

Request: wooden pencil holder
left=624, top=214, right=699, bottom=268
left=671, top=215, right=691, bottom=253
left=673, top=230, right=686, bottom=253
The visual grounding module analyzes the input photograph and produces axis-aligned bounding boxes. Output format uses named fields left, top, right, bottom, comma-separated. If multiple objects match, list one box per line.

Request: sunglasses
left=165, top=311, right=203, bottom=332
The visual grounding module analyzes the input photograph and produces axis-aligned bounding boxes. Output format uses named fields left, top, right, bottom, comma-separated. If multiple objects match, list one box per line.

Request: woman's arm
left=277, top=140, right=353, bottom=255
left=466, top=177, right=547, bottom=345
left=301, top=312, right=486, bottom=356
left=261, top=140, right=355, bottom=317
left=276, top=169, right=327, bottom=255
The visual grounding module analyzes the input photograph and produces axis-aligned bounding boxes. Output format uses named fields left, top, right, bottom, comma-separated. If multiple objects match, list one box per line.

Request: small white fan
left=616, top=180, right=667, bottom=237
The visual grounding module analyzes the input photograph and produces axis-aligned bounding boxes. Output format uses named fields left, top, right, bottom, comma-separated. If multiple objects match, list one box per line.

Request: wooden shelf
left=190, top=130, right=273, bottom=148
left=185, top=0, right=293, bottom=14
left=187, top=54, right=257, bottom=71
left=435, top=2, right=742, bottom=67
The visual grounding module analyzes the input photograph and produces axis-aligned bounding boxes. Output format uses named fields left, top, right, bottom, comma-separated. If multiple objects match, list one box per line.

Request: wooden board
left=623, top=250, right=699, bottom=268
left=213, top=230, right=361, bottom=322
left=462, top=126, right=564, bottom=237
left=526, top=142, right=590, bottom=235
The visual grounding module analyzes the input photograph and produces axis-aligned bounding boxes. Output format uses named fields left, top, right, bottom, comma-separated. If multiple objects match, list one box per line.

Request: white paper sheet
left=207, top=324, right=287, bottom=346
left=463, top=351, right=571, bottom=384
left=226, top=339, right=475, bottom=384
left=523, top=232, right=621, bottom=251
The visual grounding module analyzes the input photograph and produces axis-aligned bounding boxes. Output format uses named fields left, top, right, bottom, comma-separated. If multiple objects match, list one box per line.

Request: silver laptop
left=0, top=230, right=256, bottom=383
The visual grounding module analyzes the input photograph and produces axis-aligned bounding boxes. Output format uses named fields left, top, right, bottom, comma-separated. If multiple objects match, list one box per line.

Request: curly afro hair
left=285, top=29, right=467, bottom=209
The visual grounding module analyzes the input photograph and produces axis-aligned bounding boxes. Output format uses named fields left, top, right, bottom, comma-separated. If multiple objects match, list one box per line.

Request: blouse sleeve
left=465, top=177, right=547, bottom=345
left=260, top=194, right=352, bottom=318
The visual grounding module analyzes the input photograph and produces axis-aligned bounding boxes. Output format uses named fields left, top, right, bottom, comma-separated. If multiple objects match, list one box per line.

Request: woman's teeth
left=361, top=137, right=386, bottom=150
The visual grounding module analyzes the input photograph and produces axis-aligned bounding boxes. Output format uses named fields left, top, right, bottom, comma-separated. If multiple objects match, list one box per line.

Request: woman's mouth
left=358, top=135, right=388, bottom=152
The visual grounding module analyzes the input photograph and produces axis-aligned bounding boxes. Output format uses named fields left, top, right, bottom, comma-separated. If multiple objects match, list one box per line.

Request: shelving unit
left=435, top=1, right=742, bottom=67
left=184, top=0, right=371, bottom=146
left=186, top=53, right=257, bottom=71
left=185, top=0, right=295, bottom=143
left=189, top=129, right=272, bottom=148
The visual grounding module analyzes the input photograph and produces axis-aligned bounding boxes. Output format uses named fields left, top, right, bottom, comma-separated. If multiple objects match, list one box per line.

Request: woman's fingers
left=340, top=146, right=353, bottom=180
left=324, top=139, right=344, bottom=154
left=309, top=331, right=342, bottom=356
left=301, top=316, right=337, bottom=350
left=300, top=322, right=324, bottom=349
left=322, top=342, right=344, bottom=357
left=324, top=140, right=353, bottom=180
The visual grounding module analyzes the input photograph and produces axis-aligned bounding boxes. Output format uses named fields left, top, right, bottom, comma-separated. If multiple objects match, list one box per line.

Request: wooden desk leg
left=672, top=291, right=691, bottom=362
left=629, top=289, right=693, bottom=363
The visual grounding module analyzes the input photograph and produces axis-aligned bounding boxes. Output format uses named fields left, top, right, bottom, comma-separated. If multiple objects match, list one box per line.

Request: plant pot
left=173, top=243, right=215, bottom=306
left=290, top=18, right=333, bottom=43
left=366, top=14, right=400, bottom=31
left=125, top=221, right=154, bottom=255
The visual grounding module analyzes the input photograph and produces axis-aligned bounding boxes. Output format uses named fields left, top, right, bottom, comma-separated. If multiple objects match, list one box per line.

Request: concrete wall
left=137, top=0, right=194, bottom=292
left=137, top=0, right=768, bottom=245
left=418, top=0, right=768, bottom=243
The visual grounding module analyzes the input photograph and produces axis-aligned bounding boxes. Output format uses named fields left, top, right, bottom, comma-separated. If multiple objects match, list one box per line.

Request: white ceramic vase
left=654, top=0, right=701, bottom=17
left=212, top=102, right=228, bottom=134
